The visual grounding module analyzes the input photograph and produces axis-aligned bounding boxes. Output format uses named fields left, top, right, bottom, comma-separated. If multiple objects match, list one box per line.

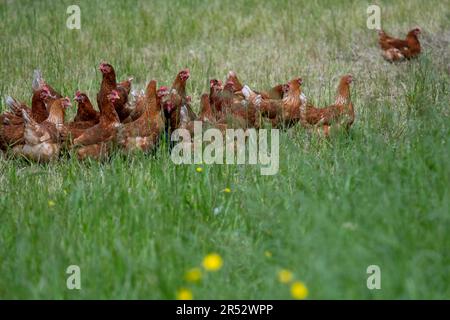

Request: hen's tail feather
left=32, top=69, right=44, bottom=91
left=300, top=92, right=308, bottom=105
left=131, top=89, right=144, bottom=101
left=254, top=95, right=262, bottom=107
left=241, top=85, right=253, bottom=100
left=5, top=96, right=22, bottom=115
left=5, top=96, right=17, bottom=108
left=5, top=95, right=15, bottom=106
left=227, top=70, right=236, bottom=79
left=180, top=105, right=189, bottom=124
left=21, top=109, right=35, bottom=125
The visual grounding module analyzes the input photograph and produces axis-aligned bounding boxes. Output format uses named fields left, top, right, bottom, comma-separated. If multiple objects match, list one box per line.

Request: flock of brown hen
left=0, top=27, right=421, bottom=162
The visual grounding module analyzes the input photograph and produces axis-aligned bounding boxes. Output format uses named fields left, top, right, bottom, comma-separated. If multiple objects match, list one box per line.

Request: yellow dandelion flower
left=291, top=281, right=308, bottom=300
left=196, top=167, right=203, bottom=173
left=48, top=200, right=56, bottom=207
left=223, top=188, right=231, bottom=193
left=202, top=253, right=223, bottom=272
left=278, top=269, right=293, bottom=284
left=185, top=268, right=202, bottom=283
left=176, top=288, right=193, bottom=300
left=264, top=251, right=272, bottom=258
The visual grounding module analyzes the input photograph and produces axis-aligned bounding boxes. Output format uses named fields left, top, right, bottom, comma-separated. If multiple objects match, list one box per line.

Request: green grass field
left=0, top=0, right=449, bottom=299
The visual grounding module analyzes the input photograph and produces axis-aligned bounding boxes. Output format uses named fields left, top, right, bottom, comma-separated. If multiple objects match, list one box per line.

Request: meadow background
left=0, top=0, right=449, bottom=299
